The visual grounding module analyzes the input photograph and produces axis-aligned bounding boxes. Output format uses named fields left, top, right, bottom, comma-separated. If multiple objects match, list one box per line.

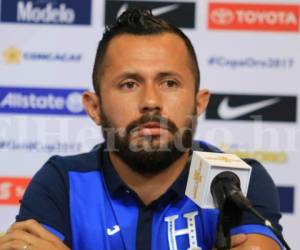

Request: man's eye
left=120, top=81, right=137, bottom=89
left=162, top=80, right=179, bottom=88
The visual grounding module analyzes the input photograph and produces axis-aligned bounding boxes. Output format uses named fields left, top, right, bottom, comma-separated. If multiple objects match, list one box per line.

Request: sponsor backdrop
left=0, top=0, right=299, bottom=247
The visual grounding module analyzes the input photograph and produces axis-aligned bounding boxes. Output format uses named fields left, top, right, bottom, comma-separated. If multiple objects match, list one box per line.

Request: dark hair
left=92, top=7, right=200, bottom=95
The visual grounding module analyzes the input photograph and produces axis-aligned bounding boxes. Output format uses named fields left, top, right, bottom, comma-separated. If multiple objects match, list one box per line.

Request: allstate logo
left=66, top=92, right=84, bottom=114
left=0, top=86, right=86, bottom=116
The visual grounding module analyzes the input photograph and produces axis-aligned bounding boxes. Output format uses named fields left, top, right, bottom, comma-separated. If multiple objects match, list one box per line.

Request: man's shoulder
left=25, top=143, right=106, bottom=197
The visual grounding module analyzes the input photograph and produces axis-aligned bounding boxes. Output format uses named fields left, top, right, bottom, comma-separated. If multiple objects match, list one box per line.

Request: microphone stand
left=212, top=173, right=244, bottom=250
left=214, top=210, right=230, bottom=250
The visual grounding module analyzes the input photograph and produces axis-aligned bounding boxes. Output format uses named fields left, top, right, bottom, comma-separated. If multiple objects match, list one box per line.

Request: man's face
left=89, top=33, right=207, bottom=174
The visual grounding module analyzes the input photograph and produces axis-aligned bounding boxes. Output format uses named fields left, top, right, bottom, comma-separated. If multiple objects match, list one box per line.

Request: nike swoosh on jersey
left=218, top=97, right=281, bottom=119
left=117, top=3, right=180, bottom=19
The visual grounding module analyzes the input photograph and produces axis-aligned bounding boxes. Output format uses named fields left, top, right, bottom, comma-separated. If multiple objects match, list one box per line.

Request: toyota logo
left=210, top=8, right=234, bottom=25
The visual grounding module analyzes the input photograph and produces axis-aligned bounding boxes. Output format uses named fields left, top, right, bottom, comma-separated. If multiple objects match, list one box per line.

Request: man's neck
left=108, top=151, right=190, bottom=206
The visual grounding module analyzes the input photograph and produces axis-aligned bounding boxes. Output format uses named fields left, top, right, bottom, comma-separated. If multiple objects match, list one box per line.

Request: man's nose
left=139, top=84, right=162, bottom=114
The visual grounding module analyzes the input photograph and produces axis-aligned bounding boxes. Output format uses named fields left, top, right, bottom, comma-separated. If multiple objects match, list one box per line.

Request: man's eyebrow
left=116, top=72, right=144, bottom=82
left=115, top=71, right=183, bottom=82
left=155, top=72, right=183, bottom=81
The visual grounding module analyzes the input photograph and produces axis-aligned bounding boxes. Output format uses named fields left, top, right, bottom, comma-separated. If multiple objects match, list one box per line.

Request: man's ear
left=195, top=89, right=210, bottom=116
left=82, top=91, right=101, bottom=125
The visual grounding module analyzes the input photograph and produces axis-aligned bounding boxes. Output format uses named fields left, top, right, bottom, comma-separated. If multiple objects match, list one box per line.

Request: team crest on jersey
left=164, top=211, right=202, bottom=250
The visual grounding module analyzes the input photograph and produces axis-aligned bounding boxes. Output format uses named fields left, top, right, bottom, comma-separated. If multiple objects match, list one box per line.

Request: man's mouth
left=132, top=122, right=169, bottom=137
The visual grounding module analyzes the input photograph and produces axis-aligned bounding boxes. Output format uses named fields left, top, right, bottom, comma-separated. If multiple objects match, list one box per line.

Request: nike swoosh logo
left=117, top=3, right=128, bottom=18
left=107, top=225, right=120, bottom=236
left=152, top=4, right=180, bottom=16
left=116, top=3, right=180, bottom=19
left=218, top=97, right=281, bottom=119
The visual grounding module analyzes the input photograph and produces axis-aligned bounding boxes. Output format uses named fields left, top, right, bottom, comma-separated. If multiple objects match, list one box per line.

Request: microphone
left=210, top=171, right=252, bottom=211
left=185, top=151, right=252, bottom=249
left=185, top=151, right=252, bottom=209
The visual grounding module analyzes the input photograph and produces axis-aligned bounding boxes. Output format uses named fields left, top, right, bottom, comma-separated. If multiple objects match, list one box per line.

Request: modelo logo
left=17, top=1, right=75, bottom=24
left=0, top=87, right=86, bottom=115
left=0, top=0, right=91, bottom=25
left=208, top=3, right=299, bottom=32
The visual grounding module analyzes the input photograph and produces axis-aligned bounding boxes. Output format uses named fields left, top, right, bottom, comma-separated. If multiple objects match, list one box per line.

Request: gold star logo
left=192, top=166, right=202, bottom=199
left=3, top=46, right=22, bottom=64
left=193, top=168, right=202, bottom=182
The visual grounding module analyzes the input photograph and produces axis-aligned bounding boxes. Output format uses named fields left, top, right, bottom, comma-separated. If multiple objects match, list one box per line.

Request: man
left=0, top=8, right=283, bottom=250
